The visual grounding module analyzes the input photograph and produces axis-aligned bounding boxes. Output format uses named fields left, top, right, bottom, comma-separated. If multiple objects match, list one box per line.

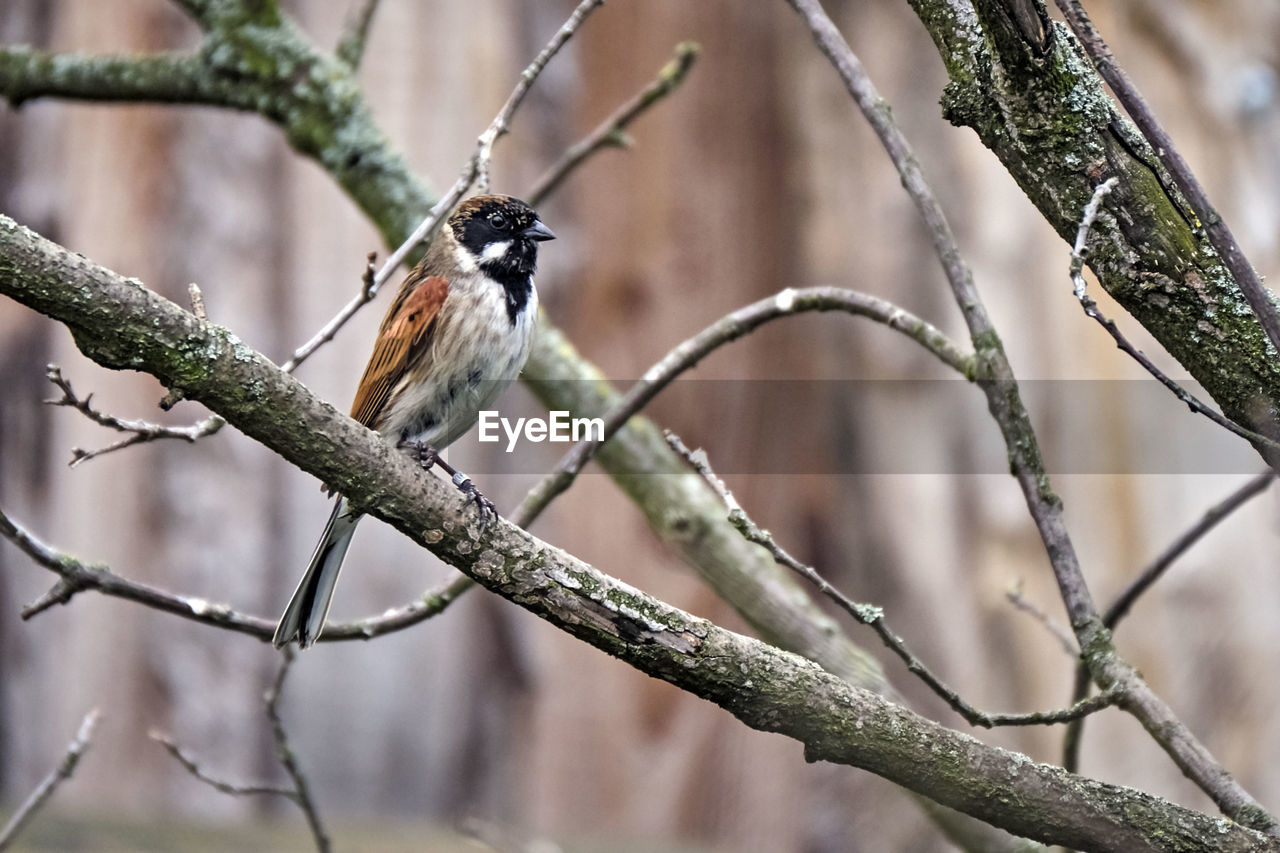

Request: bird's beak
left=522, top=220, right=556, bottom=242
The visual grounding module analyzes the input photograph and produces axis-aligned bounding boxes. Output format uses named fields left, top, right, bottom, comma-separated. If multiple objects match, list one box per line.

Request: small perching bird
left=273, top=194, right=554, bottom=649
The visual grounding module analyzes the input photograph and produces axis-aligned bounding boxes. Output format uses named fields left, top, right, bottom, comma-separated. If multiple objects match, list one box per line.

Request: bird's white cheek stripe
left=480, top=240, right=512, bottom=263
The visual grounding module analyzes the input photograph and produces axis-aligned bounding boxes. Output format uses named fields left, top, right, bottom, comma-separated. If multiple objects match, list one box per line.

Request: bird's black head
left=450, top=194, right=555, bottom=284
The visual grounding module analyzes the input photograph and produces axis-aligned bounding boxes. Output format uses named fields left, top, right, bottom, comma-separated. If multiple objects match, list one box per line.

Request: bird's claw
left=398, top=439, right=440, bottom=470
left=398, top=439, right=494, bottom=524
left=453, top=471, right=497, bottom=524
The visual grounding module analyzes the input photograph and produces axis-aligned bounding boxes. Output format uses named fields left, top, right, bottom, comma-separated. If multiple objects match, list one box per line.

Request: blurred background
left=3, top=1, right=1280, bottom=850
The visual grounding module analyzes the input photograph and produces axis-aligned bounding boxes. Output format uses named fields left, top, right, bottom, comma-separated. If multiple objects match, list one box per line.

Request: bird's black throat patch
left=480, top=250, right=535, bottom=325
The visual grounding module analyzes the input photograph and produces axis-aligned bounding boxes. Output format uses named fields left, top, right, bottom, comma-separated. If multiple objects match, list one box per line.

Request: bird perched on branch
left=273, top=194, right=555, bottom=649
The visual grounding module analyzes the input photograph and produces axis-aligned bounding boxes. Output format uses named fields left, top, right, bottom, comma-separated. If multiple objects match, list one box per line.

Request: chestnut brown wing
left=348, top=274, right=449, bottom=430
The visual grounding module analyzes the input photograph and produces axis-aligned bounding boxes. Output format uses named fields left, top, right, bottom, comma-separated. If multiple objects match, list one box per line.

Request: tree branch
left=152, top=654, right=330, bottom=852
left=2, top=213, right=1276, bottom=853
left=0, top=503, right=471, bottom=642
left=1, top=0, right=888, bottom=711
left=264, top=652, right=329, bottom=852
left=788, top=0, right=1277, bottom=832
left=1063, top=469, right=1276, bottom=772
left=517, top=285, right=972, bottom=526
left=527, top=41, right=701, bottom=207
left=1051, top=0, right=1280, bottom=361
left=906, top=0, right=1280, bottom=448
left=44, top=364, right=224, bottom=467
left=335, top=0, right=381, bottom=70
left=0, top=709, right=100, bottom=851
left=667, top=430, right=1119, bottom=729
left=1069, top=180, right=1280, bottom=455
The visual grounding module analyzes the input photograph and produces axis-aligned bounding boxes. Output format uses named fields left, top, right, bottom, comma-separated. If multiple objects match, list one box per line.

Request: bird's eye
left=488, top=213, right=508, bottom=230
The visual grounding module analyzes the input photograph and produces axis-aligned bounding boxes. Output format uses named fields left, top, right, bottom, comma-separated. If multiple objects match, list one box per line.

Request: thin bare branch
left=1, top=504, right=469, bottom=641
left=150, top=731, right=295, bottom=799
left=1070, top=179, right=1280, bottom=455
left=667, top=431, right=1117, bottom=729
left=527, top=41, right=700, bottom=207
left=1063, top=469, right=1276, bottom=772
left=1005, top=582, right=1078, bottom=657
left=1053, top=0, right=1280, bottom=361
left=281, top=0, right=604, bottom=375
left=265, top=652, right=330, bottom=852
left=152, top=653, right=329, bottom=852
left=335, top=0, right=382, bottom=70
left=6, top=217, right=1276, bottom=850
left=0, top=709, right=100, bottom=851
left=513, top=285, right=972, bottom=526
left=788, top=0, right=1277, bottom=831
left=44, top=365, right=224, bottom=466
left=1106, top=471, right=1275, bottom=629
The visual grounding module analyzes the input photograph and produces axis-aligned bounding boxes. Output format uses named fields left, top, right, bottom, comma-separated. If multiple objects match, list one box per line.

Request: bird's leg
left=397, top=437, right=497, bottom=523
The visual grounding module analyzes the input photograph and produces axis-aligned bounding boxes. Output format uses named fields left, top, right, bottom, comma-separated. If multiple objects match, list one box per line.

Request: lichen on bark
left=914, top=0, right=1280, bottom=438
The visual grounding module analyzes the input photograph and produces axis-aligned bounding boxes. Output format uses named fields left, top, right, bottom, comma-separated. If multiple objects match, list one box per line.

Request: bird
left=273, top=194, right=554, bottom=649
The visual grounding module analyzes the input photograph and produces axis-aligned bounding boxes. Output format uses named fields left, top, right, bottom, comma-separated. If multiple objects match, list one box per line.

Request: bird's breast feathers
left=380, top=270, right=537, bottom=448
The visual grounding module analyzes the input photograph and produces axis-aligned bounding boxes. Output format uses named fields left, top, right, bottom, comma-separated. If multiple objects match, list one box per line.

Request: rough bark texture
left=2, top=212, right=1275, bottom=853
left=910, top=0, right=1280, bottom=434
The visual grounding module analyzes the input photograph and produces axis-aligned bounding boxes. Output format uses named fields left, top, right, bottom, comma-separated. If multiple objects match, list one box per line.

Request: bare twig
left=1005, top=582, right=1078, bottom=657
left=335, top=0, right=382, bottom=70
left=152, top=654, right=330, bottom=852
left=44, top=365, right=224, bottom=467
left=265, top=652, right=330, bottom=852
left=666, top=431, right=1118, bottom=729
left=0, top=709, right=100, bottom=851
left=527, top=41, right=701, bottom=207
left=1053, top=0, right=1280, bottom=361
left=280, top=0, right=604, bottom=376
left=1070, top=179, right=1280, bottom=454
left=1, top=504, right=470, bottom=641
left=788, top=0, right=1277, bottom=831
left=1105, top=470, right=1275, bottom=629
left=7, top=216, right=1276, bottom=851
left=1063, top=469, right=1276, bottom=771
left=150, top=731, right=295, bottom=799
left=43, top=0, right=602, bottom=448
left=513, top=285, right=972, bottom=527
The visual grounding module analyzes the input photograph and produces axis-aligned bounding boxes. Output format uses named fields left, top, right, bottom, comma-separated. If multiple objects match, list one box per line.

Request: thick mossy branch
left=0, top=0, right=881, bottom=698
left=1, top=216, right=1275, bottom=853
left=909, top=0, right=1280, bottom=439
left=0, top=21, right=428, bottom=250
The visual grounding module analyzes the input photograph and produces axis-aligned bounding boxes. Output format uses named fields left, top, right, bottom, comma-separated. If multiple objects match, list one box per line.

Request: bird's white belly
left=381, top=281, right=537, bottom=450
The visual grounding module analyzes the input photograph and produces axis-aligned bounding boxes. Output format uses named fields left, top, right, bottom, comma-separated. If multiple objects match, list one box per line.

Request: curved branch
left=1, top=503, right=471, bottom=642
left=282, top=0, right=603, bottom=373
left=0, top=217, right=1272, bottom=853
left=0, top=0, right=887, bottom=719
left=527, top=41, right=701, bottom=207
left=517, top=285, right=972, bottom=523
left=667, top=430, right=1119, bottom=730
left=1070, top=180, right=1280, bottom=455
left=1063, top=469, right=1276, bottom=771
left=788, top=0, right=1277, bottom=832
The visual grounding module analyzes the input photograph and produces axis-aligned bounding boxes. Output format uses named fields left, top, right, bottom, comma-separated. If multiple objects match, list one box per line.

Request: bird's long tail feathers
left=273, top=496, right=360, bottom=649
